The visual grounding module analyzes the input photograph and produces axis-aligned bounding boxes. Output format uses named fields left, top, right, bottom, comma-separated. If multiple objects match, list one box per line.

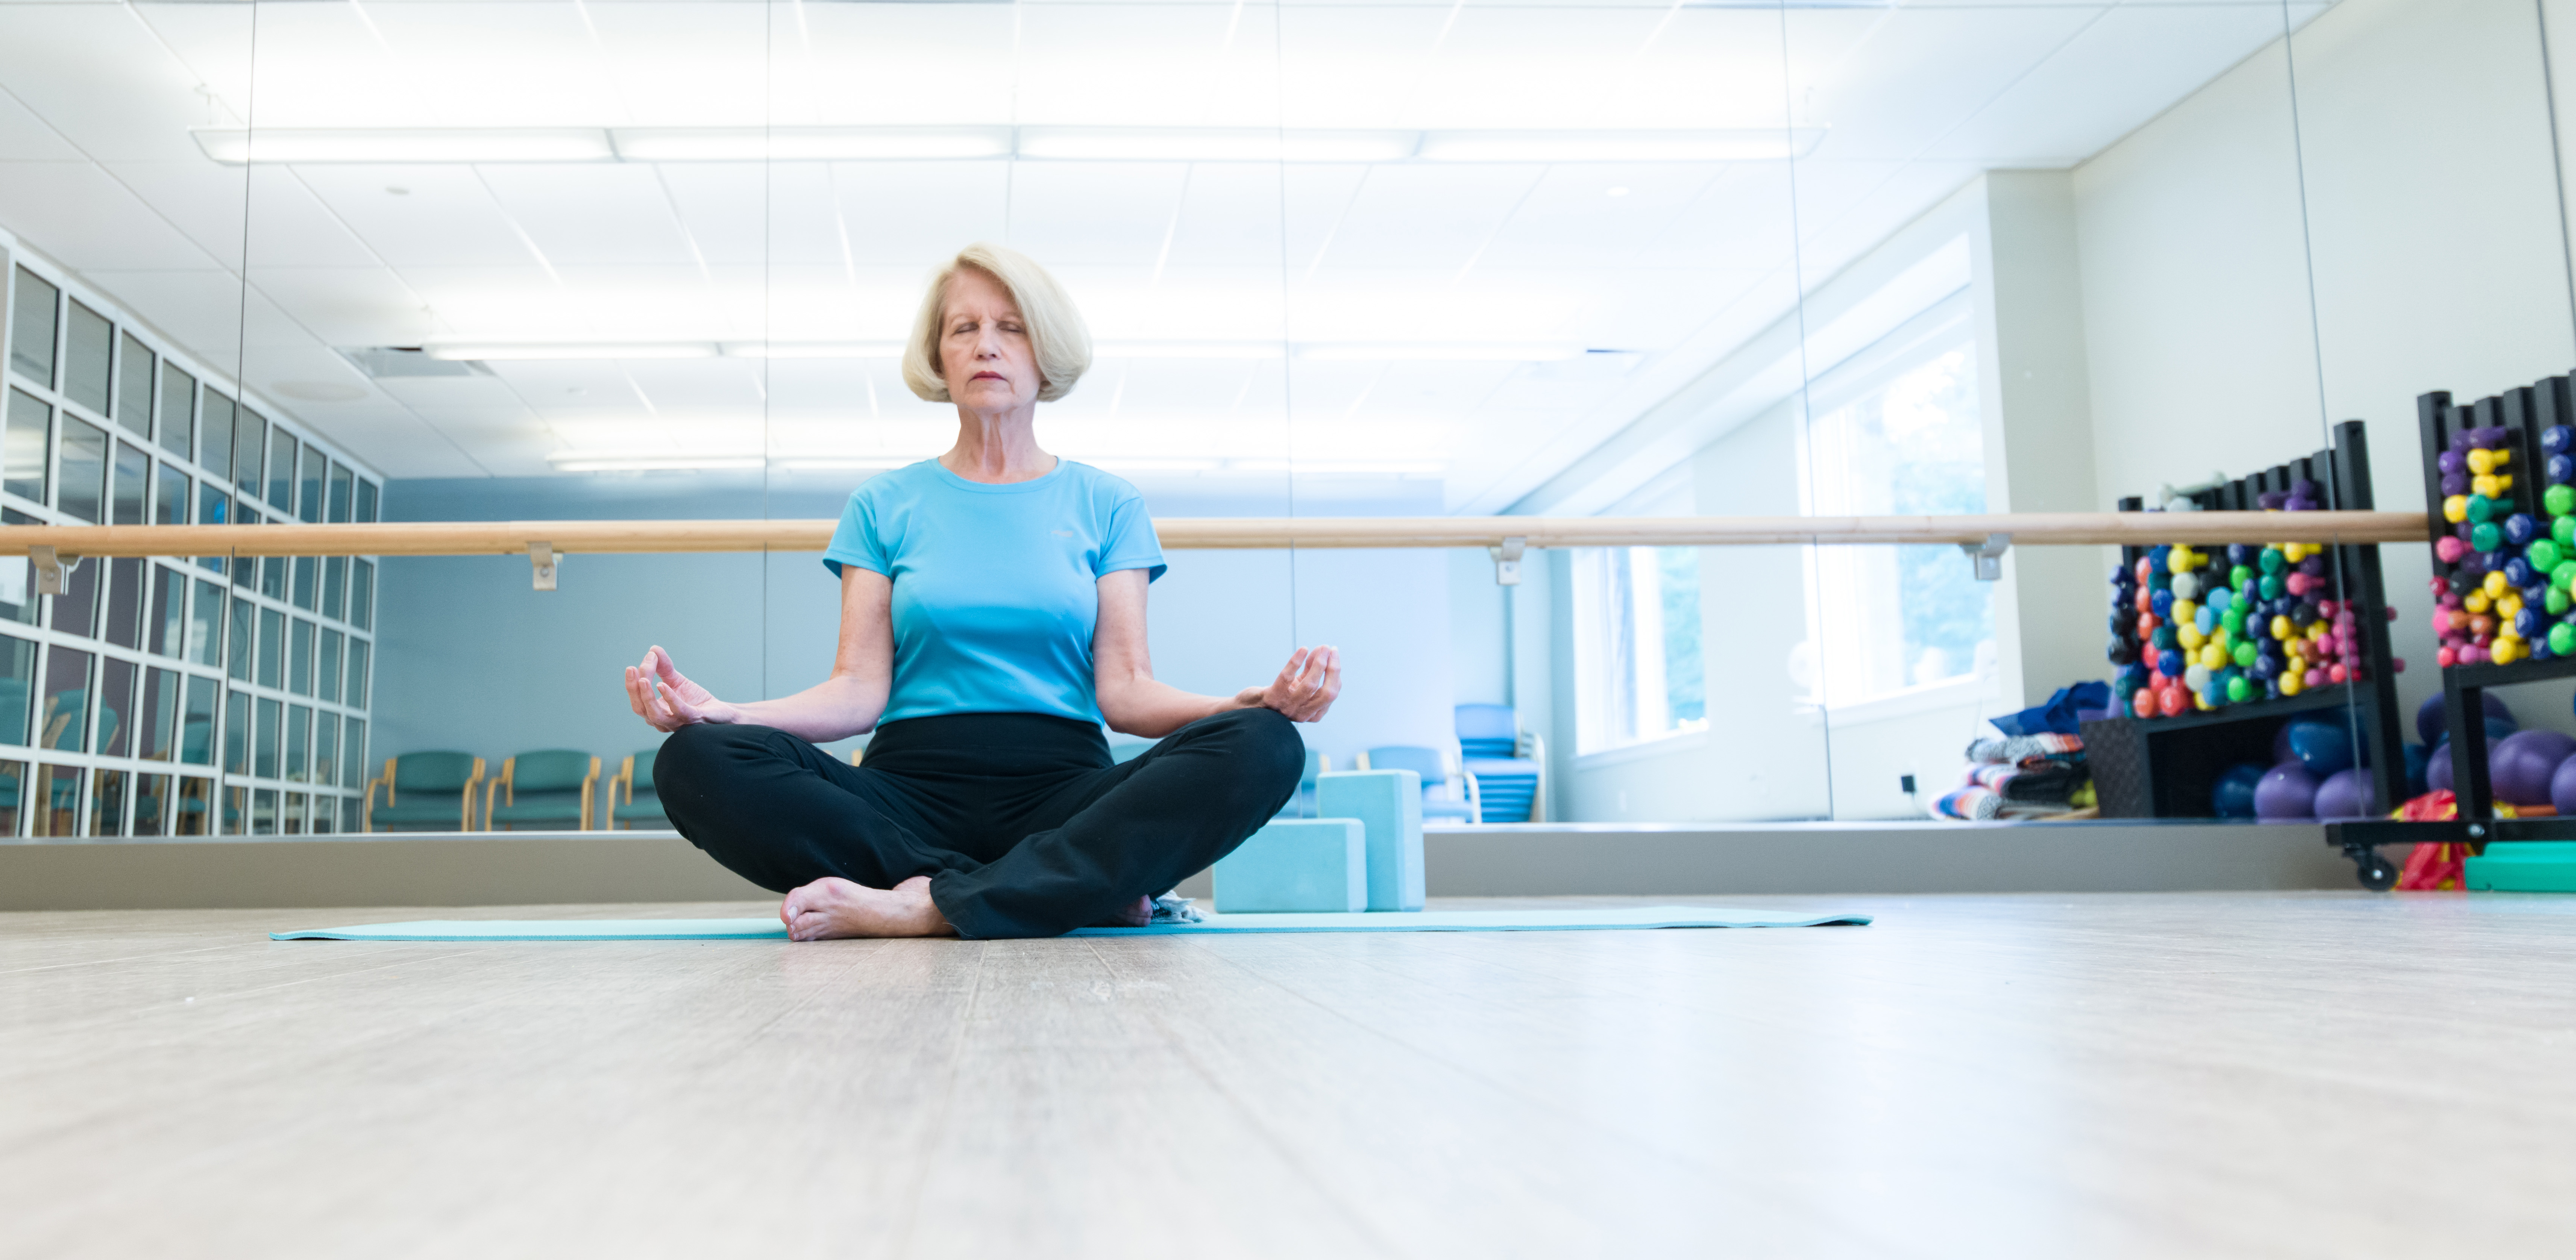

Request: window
left=5, top=388, right=49, bottom=503
left=0, top=635, right=32, bottom=746
left=58, top=415, right=105, bottom=522
left=298, top=442, right=323, bottom=523
left=155, top=463, right=188, bottom=525
left=231, top=405, right=262, bottom=495
left=115, top=332, right=153, bottom=438
left=1797, top=293, right=1994, bottom=709
left=158, top=361, right=194, bottom=459
left=111, top=441, right=147, bottom=525
left=62, top=300, right=111, bottom=415
left=11, top=266, right=56, bottom=387
left=1573, top=544, right=1706, bottom=754
left=265, top=420, right=293, bottom=510
left=201, top=390, right=235, bottom=484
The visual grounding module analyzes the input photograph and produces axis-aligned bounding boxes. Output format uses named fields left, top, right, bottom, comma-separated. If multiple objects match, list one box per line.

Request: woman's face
left=938, top=267, right=1041, bottom=413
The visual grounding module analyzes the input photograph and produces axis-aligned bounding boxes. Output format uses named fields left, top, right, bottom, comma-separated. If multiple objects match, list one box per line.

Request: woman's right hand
left=625, top=646, right=741, bottom=732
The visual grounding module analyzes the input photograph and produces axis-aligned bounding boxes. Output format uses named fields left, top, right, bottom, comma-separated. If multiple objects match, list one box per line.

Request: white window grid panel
left=4, top=252, right=382, bottom=838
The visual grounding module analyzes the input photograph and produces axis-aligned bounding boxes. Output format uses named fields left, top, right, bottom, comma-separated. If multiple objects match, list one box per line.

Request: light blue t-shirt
left=823, top=458, right=1167, bottom=726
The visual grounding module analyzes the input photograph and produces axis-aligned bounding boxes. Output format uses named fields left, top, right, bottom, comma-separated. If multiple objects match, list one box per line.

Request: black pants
left=654, top=708, right=1305, bottom=939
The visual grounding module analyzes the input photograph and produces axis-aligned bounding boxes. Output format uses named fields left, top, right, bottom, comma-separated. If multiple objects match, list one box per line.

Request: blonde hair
left=900, top=243, right=1092, bottom=404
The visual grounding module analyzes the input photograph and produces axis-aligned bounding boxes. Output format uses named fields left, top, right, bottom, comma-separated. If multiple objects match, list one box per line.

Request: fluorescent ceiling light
left=1417, top=128, right=1827, bottom=163
left=193, top=128, right=616, bottom=165
left=613, top=127, right=1012, bottom=162
left=546, top=455, right=766, bottom=473
left=196, top=126, right=1825, bottom=166
left=426, top=343, right=720, bottom=361
left=409, top=340, right=1578, bottom=363
left=721, top=342, right=907, bottom=359
left=1016, top=128, right=1418, bottom=164
left=772, top=457, right=928, bottom=471
left=1296, top=343, right=1585, bottom=362
left=1097, top=341, right=1288, bottom=360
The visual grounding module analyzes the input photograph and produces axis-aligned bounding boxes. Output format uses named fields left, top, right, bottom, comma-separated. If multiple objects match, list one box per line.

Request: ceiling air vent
left=340, top=347, right=492, bottom=379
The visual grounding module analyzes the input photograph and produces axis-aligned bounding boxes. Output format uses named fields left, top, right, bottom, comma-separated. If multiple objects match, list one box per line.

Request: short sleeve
left=1097, top=488, right=1167, bottom=583
left=822, top=490, right=888, bottom=579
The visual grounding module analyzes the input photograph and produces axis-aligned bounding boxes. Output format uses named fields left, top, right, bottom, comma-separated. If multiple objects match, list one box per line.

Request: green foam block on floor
left=2464, top=841, right=2576, bottom=892
left=273, top=906, right=1871, bottom=941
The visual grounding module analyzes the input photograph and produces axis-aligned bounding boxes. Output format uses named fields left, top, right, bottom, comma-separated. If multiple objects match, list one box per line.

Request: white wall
left=2072, top=0, right=2576, bottom=742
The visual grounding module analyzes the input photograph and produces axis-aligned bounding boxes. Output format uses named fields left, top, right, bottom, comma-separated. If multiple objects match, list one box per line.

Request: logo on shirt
left=1051, top=529, right=1075, bottom=538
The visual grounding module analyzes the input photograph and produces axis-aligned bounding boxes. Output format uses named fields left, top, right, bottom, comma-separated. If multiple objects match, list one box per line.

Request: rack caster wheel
left=2349, top=848, right=2398, bottom=892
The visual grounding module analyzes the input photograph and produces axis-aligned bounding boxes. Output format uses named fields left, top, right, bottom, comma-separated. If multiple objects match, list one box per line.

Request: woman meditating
left=627, top=243, right=1338, bottom=940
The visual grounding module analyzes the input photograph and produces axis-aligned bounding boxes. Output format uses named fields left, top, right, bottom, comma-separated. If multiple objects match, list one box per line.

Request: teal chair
left=484, top=750, right=600, bottom=831
left=607, top=749, right=671, bottom=831
left=363, top=751, right=486, bottom=832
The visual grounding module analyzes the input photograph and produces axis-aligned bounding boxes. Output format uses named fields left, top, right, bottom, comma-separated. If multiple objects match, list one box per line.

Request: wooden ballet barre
left=0, top=511, right=2429, bottom=559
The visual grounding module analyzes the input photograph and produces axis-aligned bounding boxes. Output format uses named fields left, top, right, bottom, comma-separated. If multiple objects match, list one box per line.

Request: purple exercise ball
left=2254, top=764, right=2322, bottom=820
left=2313, top=767, right=2371, bottom=820
left=2429, top=742, right=2453, bottom=794
left=2551, top=755, right=2576, bottom=817
left=2417, top=691, right=2518, bottom=748
left=2489, top=729, right=2576, bottom=805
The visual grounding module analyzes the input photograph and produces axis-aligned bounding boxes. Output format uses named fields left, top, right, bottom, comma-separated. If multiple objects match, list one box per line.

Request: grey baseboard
left=0, top=820, right=2367, bottom=912
left=1173, top=819, right=2365, bottom=900
left=0, top=832, right=766, bottom=911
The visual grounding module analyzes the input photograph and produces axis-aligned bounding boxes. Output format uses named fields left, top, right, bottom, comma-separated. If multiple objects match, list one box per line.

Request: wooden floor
left=4, top=892, right=2571, bottom=1258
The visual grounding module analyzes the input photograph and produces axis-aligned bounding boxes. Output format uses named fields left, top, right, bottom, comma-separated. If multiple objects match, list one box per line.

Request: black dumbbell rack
left=2326, top=378, right=2576, bottom=885
left=2084, top=420, right=2407, bottom=827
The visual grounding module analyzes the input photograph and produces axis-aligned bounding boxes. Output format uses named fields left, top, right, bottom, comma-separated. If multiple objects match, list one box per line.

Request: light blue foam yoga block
left=1213, top=819, right=1367, bottom=913
left=1317, top=769, right=1424, bottom=912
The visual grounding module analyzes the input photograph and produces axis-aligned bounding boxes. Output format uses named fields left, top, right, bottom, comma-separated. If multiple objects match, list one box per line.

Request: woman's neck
left=940, top=407, right=1056, bottom=484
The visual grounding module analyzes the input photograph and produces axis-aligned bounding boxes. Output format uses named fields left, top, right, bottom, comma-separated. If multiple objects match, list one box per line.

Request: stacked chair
left=483, top=750, right=601, bottom=831
left=1355, top=746, right=1479, bottom=822
left=1455, top=704, right=1545, bottom=823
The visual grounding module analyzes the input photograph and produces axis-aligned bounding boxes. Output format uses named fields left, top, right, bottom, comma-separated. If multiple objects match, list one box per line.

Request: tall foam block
left=1316, top=769, right=1425, bottom=911
left=1212, top=819, right=1367, bottom=913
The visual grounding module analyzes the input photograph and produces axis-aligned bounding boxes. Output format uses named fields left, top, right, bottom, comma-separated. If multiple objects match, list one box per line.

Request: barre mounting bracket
left=1959, top=532, right=2010, bottom=582
left=530, top=542, right=559, bottom=591
left=1490, top=536, right=1528, bottom=586
left=28, top=545, right=79, bottom=597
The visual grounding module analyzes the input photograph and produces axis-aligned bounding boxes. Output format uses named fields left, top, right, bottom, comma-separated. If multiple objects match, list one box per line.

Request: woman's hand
left=625, top=646, right=741, bottom=732
left=1235, top=646, right=1342, bottom=723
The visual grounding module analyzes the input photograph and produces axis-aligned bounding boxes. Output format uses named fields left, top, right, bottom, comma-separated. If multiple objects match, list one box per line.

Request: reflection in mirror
left=2275, top=2, right=2576, bottom=834
left=0, top=0, right=255, bottom=837
left=2, top=2, right=2552, bottom=851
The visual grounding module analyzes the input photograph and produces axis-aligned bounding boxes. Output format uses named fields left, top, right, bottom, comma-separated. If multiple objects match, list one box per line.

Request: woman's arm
left=624, top=567, right=895, bottom=741
left=1092, top=567, right=1342, bottom=738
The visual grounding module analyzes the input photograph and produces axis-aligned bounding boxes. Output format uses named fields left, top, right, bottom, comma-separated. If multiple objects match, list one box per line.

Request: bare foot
left=1094, top=896, right=1153, bottom=928
left=780, top=875, right=957, bottom=940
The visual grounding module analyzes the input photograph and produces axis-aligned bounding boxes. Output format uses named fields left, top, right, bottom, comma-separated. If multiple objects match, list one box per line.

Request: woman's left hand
left=1236, top=646, right=1342, bottom=723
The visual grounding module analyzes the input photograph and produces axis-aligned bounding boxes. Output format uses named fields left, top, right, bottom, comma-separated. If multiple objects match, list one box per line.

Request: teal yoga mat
left=272, top=905, right=1869, bottom=942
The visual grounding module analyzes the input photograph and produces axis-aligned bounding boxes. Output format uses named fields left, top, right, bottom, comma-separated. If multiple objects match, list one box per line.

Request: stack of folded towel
left=1932, top=732, right=2096, bottom=820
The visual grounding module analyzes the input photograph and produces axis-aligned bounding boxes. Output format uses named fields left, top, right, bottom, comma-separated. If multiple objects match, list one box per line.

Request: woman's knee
left=1204, top=707, right=1306, bottom=795
left=653, top=723, right=767, bottom=800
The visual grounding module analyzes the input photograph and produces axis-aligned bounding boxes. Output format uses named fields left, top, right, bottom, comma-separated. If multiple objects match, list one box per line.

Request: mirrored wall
left=5, top=0, right=2568, bottom=836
